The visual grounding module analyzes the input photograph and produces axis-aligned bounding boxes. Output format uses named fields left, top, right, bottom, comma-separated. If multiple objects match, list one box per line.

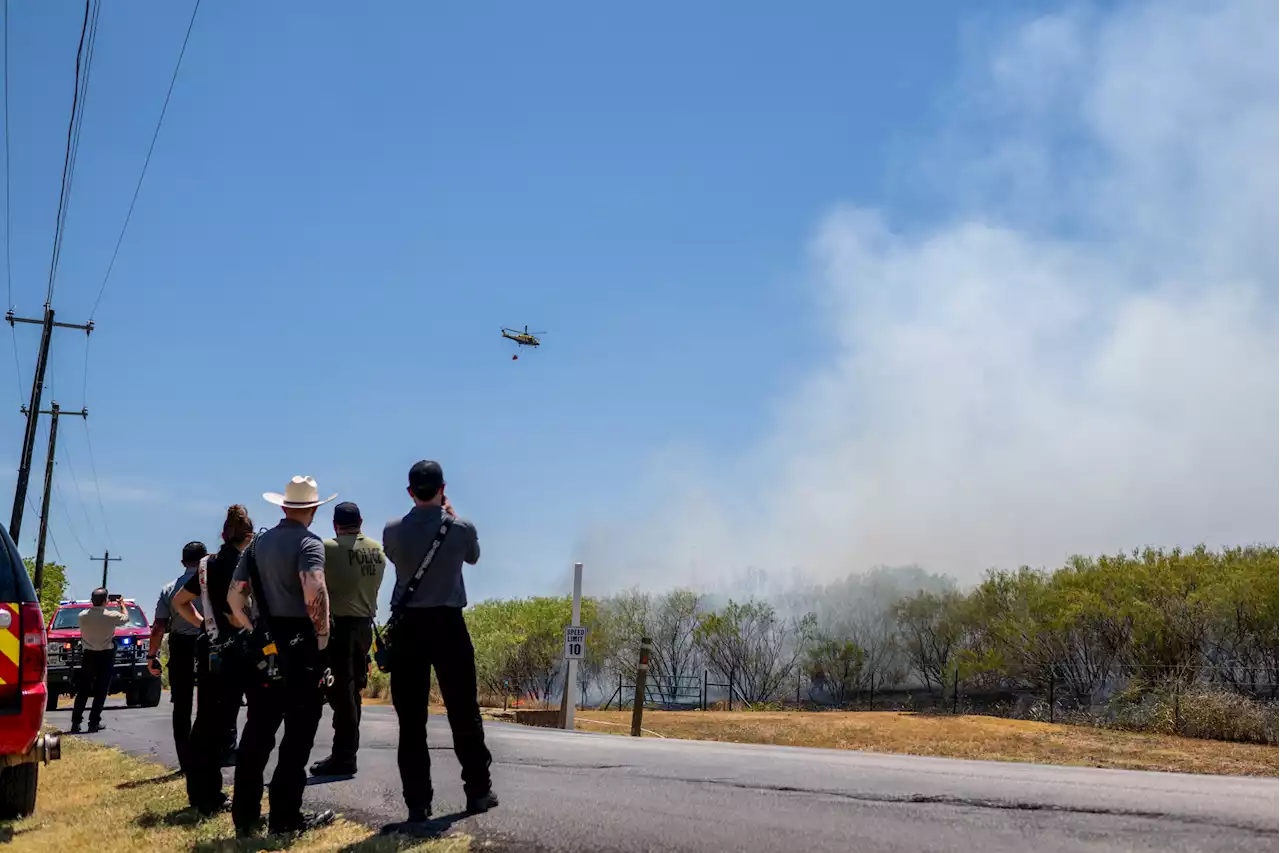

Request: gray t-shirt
left=156, top=569, right=201, bottom=637
left=382, top=506, right=479, bottom=609
left=232, top=518, right=325, bottom=619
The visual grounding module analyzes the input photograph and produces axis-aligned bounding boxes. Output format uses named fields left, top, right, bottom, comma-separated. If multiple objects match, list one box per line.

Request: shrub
left=1105, top=687, right=1277, bottom=745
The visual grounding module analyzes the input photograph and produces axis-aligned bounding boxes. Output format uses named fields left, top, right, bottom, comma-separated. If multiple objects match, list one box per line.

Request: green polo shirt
left=322, top=533, right=387, bottom=619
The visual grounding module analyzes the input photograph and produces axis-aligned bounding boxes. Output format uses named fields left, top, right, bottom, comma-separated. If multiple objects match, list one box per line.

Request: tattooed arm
left=227, top=581, right=254, bottom=630
left=228, top=547, right=255, bottom=631
left=299, top=537, right=331, bottom=649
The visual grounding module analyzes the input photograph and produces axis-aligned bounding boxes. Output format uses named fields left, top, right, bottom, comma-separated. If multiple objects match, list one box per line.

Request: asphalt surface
left=52, top=698, right=1278, bottom=853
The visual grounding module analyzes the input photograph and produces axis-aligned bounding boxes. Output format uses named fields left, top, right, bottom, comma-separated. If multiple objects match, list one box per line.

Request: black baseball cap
left=333, top=501, right=362, bottom=527
left=182, top=541, right=208, bottom=564
left=408, top=460, right=445, bottom=497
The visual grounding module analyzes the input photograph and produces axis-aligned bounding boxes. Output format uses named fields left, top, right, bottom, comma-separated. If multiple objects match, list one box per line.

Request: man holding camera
left=382, top=460, right=496, bottom=825
left=70, top=588, right=129, bottom=734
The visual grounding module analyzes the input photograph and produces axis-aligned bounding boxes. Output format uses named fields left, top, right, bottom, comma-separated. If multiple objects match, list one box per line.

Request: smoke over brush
left=578, top=0, right=1278, bottom=597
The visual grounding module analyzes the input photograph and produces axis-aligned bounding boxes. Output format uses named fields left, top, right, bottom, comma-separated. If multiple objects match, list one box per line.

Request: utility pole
left=26, top=401, right=87, bottom=595
left=91, top=551, right=121, bottom=590
left=7, top=308, right=93, bottom=543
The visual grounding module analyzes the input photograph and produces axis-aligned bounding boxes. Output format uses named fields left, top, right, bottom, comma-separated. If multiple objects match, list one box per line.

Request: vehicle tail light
left=19, top=602, right=46, bottom=685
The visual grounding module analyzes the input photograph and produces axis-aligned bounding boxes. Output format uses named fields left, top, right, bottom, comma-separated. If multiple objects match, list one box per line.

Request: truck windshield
left=51, top=604, right=148, bottom=630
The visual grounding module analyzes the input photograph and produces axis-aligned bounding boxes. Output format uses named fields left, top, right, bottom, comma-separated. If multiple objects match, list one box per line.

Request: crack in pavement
left=696, top=778, right=1274, bottom=835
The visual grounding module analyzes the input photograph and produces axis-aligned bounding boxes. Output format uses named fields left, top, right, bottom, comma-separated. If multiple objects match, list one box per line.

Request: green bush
left=1105, top=687, right=1277, bottom=745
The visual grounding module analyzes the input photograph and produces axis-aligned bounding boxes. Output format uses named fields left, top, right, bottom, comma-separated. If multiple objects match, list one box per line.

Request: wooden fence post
left=1048, top=671, right=1055, bottom=724
left=630, top=637, right=652, bottom=737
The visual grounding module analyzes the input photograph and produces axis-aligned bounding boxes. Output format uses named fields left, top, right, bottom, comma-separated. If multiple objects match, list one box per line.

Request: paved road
left=53, top=699, right=1277, bottom=853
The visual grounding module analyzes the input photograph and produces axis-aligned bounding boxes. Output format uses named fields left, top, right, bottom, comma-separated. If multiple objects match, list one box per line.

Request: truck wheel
left=124, top=687, right=140, bottom=708
left=45, top=690, right=59, bottom=712
left=141, top=678, right=163, bottom=708
left=0, top=763, right=39, bottom=819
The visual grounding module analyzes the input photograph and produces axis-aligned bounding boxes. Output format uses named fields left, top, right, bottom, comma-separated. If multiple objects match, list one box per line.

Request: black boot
left=465, top=790, right=499, bottom=814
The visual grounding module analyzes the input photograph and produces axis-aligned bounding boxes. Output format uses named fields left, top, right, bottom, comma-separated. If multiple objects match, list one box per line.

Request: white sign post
left=563, top=562, right=584, bottom=730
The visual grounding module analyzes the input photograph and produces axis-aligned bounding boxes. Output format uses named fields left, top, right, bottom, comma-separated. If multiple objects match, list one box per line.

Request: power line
left=44, top=0, right=99, bottom=308
left=81, top=417, right=111, bottom=548
left=3, top=0, right=10, bottom=311
left=3, top=0, right=20, bottom=409
left=59, top=434, right=97, bottom=539
left=51, top=479, right=88, bottom=557
left=25, top=495, right=58, bottom=563
left=89, top=0, right=202, bottom=320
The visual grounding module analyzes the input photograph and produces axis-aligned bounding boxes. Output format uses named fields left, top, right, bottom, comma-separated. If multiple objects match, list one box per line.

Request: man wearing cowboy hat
left=226, top=475, right=337, bottom=837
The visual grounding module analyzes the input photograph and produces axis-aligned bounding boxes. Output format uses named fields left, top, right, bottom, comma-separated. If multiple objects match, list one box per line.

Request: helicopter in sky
left=501, top=326, right=545, bottom=360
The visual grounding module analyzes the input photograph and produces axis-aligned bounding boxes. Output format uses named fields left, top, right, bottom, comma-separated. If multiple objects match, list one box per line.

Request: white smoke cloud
left=579, top=0, right=1278, bottom=593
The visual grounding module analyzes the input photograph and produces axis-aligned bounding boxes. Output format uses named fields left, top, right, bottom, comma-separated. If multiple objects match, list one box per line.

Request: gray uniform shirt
left=232, top=518, right=326, bottom=619
left=155, top=570, right=201, bottom=637
left=382, top=505, right=480, bottom=609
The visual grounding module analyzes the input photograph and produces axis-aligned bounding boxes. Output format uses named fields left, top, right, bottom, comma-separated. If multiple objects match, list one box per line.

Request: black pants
left=390, top=607, right=492, bottom=811
left=167, top=633, right=198, bottom=772
left=185, top=632, right=247, bottom=812
left=324, top=616, right=373, bottom=765
left=226, top=683, right=244, bottom=755
left=72, top=648, right=115, bottom=728
left=233, top=619, right=324, bottom=833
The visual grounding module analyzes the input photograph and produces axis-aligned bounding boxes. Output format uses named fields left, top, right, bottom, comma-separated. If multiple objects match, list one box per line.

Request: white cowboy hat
left=263, top=475, right=337, bottom=509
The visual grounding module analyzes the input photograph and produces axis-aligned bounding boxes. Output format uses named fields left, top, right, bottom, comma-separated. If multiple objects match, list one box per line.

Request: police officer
left=383, top=460, right=497, bottom=825
left=147, top=542, right=207, bottom=774
left=226, top=476, right=337, bottom=837
left=310, top=501, right=385, bottom=778
left=172, top=505, right=255, bottom=816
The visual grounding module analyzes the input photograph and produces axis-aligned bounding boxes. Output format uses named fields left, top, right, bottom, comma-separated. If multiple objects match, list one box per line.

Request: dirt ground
left=564, top=709, right=1279, bottom=776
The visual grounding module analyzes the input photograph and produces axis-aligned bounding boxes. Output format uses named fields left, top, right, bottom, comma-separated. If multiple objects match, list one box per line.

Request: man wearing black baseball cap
left=382, top=460, right=496, bottom=825
left=310, top=500, right=386, bottom=777
left=146, top=541, right=207, bottom=774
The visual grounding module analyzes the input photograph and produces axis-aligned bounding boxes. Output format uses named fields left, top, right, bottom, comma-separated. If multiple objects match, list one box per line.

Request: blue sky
left=4, top=0, right=1274, bottom=609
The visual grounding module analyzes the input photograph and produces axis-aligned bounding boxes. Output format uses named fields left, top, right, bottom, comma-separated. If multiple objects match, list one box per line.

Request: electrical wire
left=52, top=479, right=89, bottom=557
left=25, top=495, right=58, bottom=563
left=3, top=0, right=21, bottom=408
left=3, top=0, right=10, bottom=311
left=89, top=0, right=202, bottom=320
left=59, top=434, right=97, bottom=539
left=82, top=417, right=112, bottom=548
left=44, top=0, right=100, bottom=308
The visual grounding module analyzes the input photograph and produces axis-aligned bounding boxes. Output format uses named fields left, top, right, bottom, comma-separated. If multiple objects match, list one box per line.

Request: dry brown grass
left=570, top=710, right=1279, bottom=777
left=0, top=736, right=470, bottom=852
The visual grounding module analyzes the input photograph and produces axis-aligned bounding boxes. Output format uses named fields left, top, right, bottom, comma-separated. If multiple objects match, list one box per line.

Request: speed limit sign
left=563, top=625, right=588, bottom=660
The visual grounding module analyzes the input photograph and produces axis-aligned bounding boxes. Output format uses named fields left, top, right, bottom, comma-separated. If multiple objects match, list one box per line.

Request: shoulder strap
left=197, top=555, right=217, bottom=640
left=246, top=528, right=272, bottom=621
left=389, top=515, right=453, bottom=617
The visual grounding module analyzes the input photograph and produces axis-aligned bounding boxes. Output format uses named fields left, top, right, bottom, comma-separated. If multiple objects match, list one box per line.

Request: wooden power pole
left=7, top=308, right=93, bottom=543
left=26, top=401, right=87, bottom=594
left=90, top=551, right=122, bottom=590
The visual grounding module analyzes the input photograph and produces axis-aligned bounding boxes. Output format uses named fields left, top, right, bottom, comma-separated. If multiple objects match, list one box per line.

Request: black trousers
left=324, top=616, right=373, bottom=764
left=185, top=633, right=247, bottom=812
left=233, top=619, right=324, bottom=833
left=72, top=648, right=115, bottom=728
left=390, top=607, right=492, bottom=811
left=225, top=684, right=243, bottom=757
left=167, top=633, right=198, bottom=772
